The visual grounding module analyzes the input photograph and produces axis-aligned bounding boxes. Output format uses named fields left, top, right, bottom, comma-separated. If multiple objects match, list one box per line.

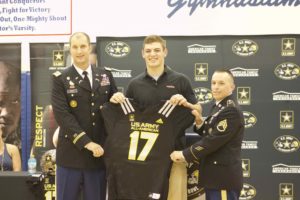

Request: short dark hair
left=143, top=35, right=166, bottom=49
left=214, top=68, right=235, bottom=83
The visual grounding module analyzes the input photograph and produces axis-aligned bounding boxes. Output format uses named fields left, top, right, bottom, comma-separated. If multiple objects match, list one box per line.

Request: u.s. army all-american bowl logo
left=243, top=111, right=257, bottom=128
left=232, top=39, right=258, bottom=56
left=105, top=41, right=130, bottom=58
left=279, top=183, right=294, bottom=199
left=274, top=62, right=300, bottom=80
left=193, top=87, right=213, bottom=104
left=239, top=183, right=256, bottom=200
left=273, top=135, right=299, bottom=153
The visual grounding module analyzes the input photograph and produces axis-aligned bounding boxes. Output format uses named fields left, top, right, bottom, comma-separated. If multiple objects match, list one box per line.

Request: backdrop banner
left=97, top=35, right=300, bottom=200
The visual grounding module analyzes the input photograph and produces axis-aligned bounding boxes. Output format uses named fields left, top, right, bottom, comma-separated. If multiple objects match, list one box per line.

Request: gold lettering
left=35, top=105, right=44, bottom=147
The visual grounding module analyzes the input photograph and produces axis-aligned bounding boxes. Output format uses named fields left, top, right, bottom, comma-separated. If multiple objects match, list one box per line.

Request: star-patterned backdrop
left=97, top=35, right=300, bottom=200
left=26, top=35, right=300, bottom=200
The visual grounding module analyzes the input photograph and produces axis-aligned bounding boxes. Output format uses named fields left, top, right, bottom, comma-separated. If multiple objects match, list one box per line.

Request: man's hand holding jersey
left=110, top=92, right=126, bottom=104
left=170, top=151, right=186, bottom=163
left=170, top=105, right=204, bottom=163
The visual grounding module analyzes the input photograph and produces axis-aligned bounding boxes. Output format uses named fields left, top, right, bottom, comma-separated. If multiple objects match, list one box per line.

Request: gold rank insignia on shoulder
left=53, top=70, right=62, bottom=77
left=69, top=100, right=77, bottom=108
left=227, top=100, right=236, bottom=107
left=217, top=119, right=227, bottom=132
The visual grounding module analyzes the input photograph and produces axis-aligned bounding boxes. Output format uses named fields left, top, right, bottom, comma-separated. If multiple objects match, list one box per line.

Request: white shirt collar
left=73, top=64, right=92, bottom=78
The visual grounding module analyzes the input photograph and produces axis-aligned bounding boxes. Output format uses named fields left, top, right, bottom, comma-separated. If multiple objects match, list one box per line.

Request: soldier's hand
left=183, top=101, right=202, bottom=114
left=110, top=92, right=125, bottom=104
left=85, top=142, right=104, bottom=157
left=191, top=109, right=203, bottom=126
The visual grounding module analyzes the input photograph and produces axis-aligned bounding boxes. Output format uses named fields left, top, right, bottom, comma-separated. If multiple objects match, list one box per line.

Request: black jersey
left=102, top=99, right=194, bottom=200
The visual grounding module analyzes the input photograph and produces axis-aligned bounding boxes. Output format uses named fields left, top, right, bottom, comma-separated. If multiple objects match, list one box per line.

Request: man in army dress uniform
left=171, top=69, right=244, bottom=200
left=51, top=32, right=117, bottom=200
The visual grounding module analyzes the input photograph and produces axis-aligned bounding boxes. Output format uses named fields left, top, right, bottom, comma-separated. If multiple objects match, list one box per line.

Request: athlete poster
left=0, top=44, right=22, bottom=163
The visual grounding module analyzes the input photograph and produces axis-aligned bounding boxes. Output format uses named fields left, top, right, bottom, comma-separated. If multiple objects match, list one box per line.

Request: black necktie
left=82, top=71, right=91, bottom=90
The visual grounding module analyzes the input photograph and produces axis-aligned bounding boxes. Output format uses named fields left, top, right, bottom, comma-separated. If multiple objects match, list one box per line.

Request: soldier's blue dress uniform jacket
left=183, top=94, right=244, bottom=191
left=51, top=65, right=117, bottom=169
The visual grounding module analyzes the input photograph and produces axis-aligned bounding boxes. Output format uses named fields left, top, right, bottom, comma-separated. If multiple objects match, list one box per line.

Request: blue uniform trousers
left=56, top=165, right=106, bottom=200
left=205, top=189, right=240, bottom=200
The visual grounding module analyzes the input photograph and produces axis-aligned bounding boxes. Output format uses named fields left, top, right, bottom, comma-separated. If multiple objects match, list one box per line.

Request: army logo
left=274, top=135, right=299, bottom=153
left=232, top=39, right=258, bottom=57
left=194, top=63, right=208, bottom=81
left=280, top=183, right=294, bottom=200
left=282, top=38, right=296, bottom=56
left=237, top=87, right=251, bottom=105
left=193, top=87, right=213, bottom=104
left=69, top=100, right=77, bottom=108
left=242, top=159, right=250, bottom=177
left=217, top=119, right=227, bottom=132
left=274, top=62, right=300, bottom=80
left=105, top=41, right=130, bottom=58
left=129, top=114, right=135, bottom=122
left=280, top=111, right=294, bottom=129
left=243, top=111, right=257, bottom=128
left=52, top=50, right=65, bottom=67
left=239, top=183, right=256, bottom=200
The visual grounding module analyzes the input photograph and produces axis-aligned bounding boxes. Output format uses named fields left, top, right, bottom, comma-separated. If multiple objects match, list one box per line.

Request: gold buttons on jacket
left=70, top=100, right=77, bottom=108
